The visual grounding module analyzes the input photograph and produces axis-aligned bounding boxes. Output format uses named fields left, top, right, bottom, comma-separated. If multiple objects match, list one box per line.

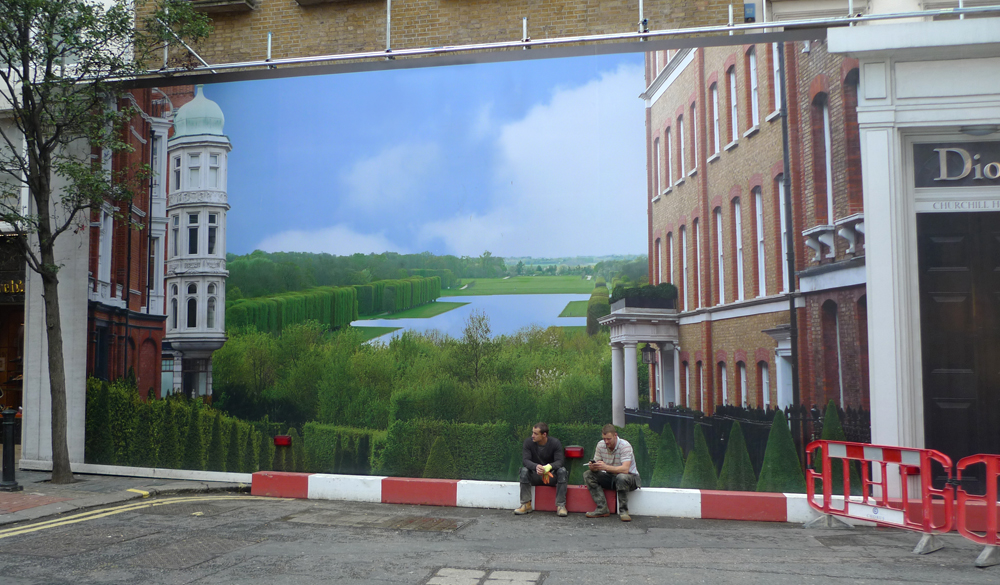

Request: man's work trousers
left=520, top=466, right=569, bottom=506
left=583, top=469, right=639, bottom=512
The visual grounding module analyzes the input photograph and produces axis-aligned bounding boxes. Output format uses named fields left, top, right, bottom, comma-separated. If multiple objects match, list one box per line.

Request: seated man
left=584, top=424, right=640, bottom=522
left=514, top=422, right=569, bottom=517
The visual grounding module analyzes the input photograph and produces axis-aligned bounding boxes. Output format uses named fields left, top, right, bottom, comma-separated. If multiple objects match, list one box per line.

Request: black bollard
left=1, top=409, right=22, bottom=492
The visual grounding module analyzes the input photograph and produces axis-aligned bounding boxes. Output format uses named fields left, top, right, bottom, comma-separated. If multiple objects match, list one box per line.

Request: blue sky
left=208, top=52, right=648, bottom=259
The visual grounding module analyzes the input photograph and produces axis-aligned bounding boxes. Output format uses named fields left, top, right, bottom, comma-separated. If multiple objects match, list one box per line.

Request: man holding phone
left=584, top=424, right=640, bottom=522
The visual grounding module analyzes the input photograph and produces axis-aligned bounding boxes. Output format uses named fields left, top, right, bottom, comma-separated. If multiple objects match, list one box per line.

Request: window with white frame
left=759, top=361, right=770, bottom=407
left=772, top=43, right=782, bottom=112
left=698, top=361, right=705, bottom=410
left=733, top=198, right=745, bottom=301
left=680, top=225, right=689, bottom=311
left=748, top=47, right=759, bottom=127
left=711, top=84, right=720, bottom=155
left=98, top=209, right=113, bottom=283
left=690, top=103, right=697, bottom=170
left=754, top=187, right=766, bottom=297
left=821, top=98, right=834, bottom=225
left=719, top=362, right=728, bottom=405
left=666, top=232, right=674, bottom=284
left=187, top=153, right=201, bottom=189
left=777, top=176, right=789, bottom=292
left=678, top=116, right=686, bottom=175
left=172, top=156, right=181, bottom=192
left=694, top=218, right=702, bottom=308
left=666, top=128, right=674, bottom=186
left=170, top=284, right=178, bottom=330
left=187, top=297, right=198, bottom=328
left=209, top=153, right=220, bottom=189
left=655, top=238, right=662, bottom=284
left=715, top=208, right=725, bottom=304
left=171, top=215, right=179, bottom=258
left=683, top=361, right=690, bottom=406
left=148, top=237, right=159, bottom=293
left=728, top=67, right=739, bottom=141
left=738, top=361, right=748, bottom=406
left=208, top=213, right=218, bottom=255
left=188, top=213, right=199, bottom=255
left=207, top=297, right=216, bottom=329
left=653, top=138, right=661, bottom=197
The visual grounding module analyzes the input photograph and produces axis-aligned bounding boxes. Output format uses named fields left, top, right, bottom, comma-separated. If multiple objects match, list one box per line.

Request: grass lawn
left=359, top=301, right=469, bottom=321
left=441, top=276, right=595, bottom=296
left=351, top=326, right=402, bottom=342
left=558, top=326, right=588, bottom=334
left=558, top=300, right=588, bottom=318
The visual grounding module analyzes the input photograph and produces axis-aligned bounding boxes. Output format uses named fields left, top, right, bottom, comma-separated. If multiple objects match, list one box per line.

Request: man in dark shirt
left=514, top=422, right=568, bottom=517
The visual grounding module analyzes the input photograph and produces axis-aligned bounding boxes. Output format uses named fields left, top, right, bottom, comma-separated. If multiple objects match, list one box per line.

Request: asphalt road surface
left=0, top=494, right=993, bottom=585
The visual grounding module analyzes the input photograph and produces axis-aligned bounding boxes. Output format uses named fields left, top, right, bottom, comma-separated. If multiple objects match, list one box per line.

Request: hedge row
left=354, top=276, right=443, bottom=316
left=303, top=423, right=386, bottom=475
left=586, top=285, right=610, bottom=336
left=226, top=285, right=358, bottom=334
left=373, top=419, right=512, bottom=480
left=409, top=269, right=455, bottom=289
left=85, top=378, right=268, bottom=473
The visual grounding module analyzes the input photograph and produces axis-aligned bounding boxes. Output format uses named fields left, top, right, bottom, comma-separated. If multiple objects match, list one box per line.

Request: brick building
left=643, top=40, right=868, bottom=414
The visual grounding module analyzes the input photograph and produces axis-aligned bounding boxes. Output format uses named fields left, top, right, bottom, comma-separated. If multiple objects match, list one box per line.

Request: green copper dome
left=172, top=85, right=224, bottom=137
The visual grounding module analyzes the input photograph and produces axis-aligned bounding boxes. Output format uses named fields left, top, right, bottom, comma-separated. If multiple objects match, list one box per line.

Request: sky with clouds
left=208, top=52, right=648, bottom=259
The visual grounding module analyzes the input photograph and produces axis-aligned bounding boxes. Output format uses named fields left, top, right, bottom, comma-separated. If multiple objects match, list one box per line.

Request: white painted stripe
left=785, top=493, right=822, bottom=523
left=456, top=480, right=519, bottom=509
left=308, top=474, right=385, bottom=503
left=627, top=488, right=701, bottom=518
left=901, top=450, right=921, bottom=466
left=18, top=459, right=252, bottom=484
left=827, top=443, right=847, bottom=459
left=863, top=446, right=883, bottom=461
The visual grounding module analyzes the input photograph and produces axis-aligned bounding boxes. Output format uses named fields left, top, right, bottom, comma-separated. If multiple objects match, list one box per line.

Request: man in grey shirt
left=514, top=422, right=568, bottom=517
left=584, top=424, right=640, bottom=522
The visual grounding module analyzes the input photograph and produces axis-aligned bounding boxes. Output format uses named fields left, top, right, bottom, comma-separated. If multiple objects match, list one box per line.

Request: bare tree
left=0, top=0, right=210, bottom=483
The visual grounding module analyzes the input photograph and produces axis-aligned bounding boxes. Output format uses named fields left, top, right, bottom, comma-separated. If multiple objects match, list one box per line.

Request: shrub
left=128, top=403, right=158, bottom=468
left=756, top=409, right=806, bottom=493
left=258, top=429, right=274, bottom=472
left=158, top=401, right=181, bottom=469
left=108, top=379, right=140, bottom=465
left=817, top=401, right=862, bottom=495
left=374, top=420, right=512, bottom=480
left=288, top=427, right=306, bottom=472
left=717, top=422, right=757, bottom=492
left=183, top=401, right=206, bottom=470
left=243, top=427, right=259, bottom=473
left=586, top=294, right=610, bottom=336
left=423, top=436, right=458, bottom=479
left=303, top=423, right=384, bottom=474
left=650, top=425, right=685, bottom=488
left=680, top=426, right=718, bottom=489
left=226, top=420, right=242, bottom=473
left=207, top=411, right=226, bottom=471
left=85, top=379, right=113, bottom=465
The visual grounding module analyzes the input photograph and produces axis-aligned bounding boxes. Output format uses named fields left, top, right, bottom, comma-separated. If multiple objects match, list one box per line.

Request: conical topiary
left=182, top=401, right=205, bottom=470
left=242, top=425, right=258, bottom=473
left=128, top=403, right=158, bottom=467
left=288, top=427, right=306, bottom=472
left=818, top=400, right=862, bottom=495
left=680, top=426, right=718, bottom=489
left=207, top=411, right=225, bottom=472
left=158, top=401, right=181, bottom=469
left=258, top=429, right=273, bottom=472
left=226, top=420, right=242, bottom=474
left=756, top=409, right=806, bottom=493
left=650, top=425, right=685, bottom=488
left=717, top=421, right=757, bottom=492
left=422, top=436, right=458, bottom=479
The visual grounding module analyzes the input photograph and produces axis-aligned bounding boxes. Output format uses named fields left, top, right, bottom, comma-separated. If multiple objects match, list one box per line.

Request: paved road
left=0, top=494, right=993, bottom=585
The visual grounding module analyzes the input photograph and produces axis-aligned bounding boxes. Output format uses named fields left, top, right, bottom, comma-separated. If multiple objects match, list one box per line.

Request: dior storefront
left=830, top=17, right=1000, bottom=487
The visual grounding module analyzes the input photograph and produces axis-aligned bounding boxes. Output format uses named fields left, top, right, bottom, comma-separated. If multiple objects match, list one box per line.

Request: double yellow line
left=0, top=494, right=272, bottom=540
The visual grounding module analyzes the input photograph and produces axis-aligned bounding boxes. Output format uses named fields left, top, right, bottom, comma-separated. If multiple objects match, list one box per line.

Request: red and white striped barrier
left=251, top=471, right=823, bottom=524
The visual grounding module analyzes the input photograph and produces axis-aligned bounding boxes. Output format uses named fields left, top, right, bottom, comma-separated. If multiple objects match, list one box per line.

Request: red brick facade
left=646, top=42, right=868, bottom=412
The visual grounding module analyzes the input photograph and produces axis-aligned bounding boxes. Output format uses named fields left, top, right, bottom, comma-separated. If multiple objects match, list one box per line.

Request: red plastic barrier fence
left=806, top=440, right=953, bottom=533
left=955, top=454, right=1000, bottom=547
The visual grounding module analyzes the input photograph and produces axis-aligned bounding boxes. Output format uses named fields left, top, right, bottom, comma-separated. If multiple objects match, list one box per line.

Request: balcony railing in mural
left=624, top=404, right=871, bottom=476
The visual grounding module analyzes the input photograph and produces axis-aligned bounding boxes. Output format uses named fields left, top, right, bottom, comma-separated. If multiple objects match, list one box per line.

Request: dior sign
left=914, top=142, right=1000, bottom=188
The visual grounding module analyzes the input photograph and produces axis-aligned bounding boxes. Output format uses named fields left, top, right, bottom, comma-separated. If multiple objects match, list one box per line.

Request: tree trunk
left=40, top=252, right=73, bottom=483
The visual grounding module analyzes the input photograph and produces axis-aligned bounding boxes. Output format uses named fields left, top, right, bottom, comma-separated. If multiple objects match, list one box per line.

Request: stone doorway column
left=624, top=342, right=638, bottom=410
left=611, top=342, right=625, bottom=427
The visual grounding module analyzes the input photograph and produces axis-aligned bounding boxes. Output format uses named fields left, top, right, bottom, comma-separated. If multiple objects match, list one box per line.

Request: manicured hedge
left=303, top=423, right=386, bottom=474
left=226, top=285, right=359, bottom=334
left=410, top=269, right=454, bottom=289
left=586, top=286, right=611, bottom=336
left=373, top=419, right=512, bottom=480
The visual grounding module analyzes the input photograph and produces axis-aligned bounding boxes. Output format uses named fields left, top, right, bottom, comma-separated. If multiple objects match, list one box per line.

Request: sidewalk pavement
left=0, top=467, right=248, bottom=527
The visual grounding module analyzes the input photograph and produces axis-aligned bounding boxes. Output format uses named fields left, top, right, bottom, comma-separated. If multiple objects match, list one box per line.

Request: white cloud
left=418, top=62, right=648, bottom=257
left=340, top=142, right=442, bottom=214
left=256, top=224, right=406, bottom=255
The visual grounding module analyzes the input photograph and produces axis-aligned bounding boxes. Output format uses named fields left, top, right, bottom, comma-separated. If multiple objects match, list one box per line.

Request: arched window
left=718, top=361, right=728, bottom=405
left=822, top=300, right=843, bottom=404
left=772, top=43, right=782, bottom=113
left=812, top=93, right=834, bottom=225
left=170, top=298, right=177, bottom=330
left=747, top=46, right=759, bottom=127
left=733, top=198, right=745, bottom=301
left=754, top=187, right=766, bottom=297
left=666, top=232, right=674, bottom=284
left=680, top=225, right=689, bottom=311
left=696, top=361, right=705, bottom=412
left=844, top=68, right=862, bottom=214
left=738, top=361, right=748, bottom=407
left=187, top=283, right=197, bottom=295
left=776, top=175, right=789, bottom=292
left=693, top=218, right=702, bottom=308
left=654, top=238, right=662, bottom=285
left=682, top=361, right=690, bottom=407
left=653, top=137, right=661, bottom=197
left=714, top=208, right=725, bottom=305
left=690, top=103, right=698, bottom=171
left=678, top=115, right=686, bottom=176
left=710, top=83, right=720, bottom=155
left=758, top=361, right=770, bottom=407
left=187, top=298, right=197, bottom=328
left=208, top=283, right=217, bottom=295
left=728, top=66, right=739, bottom=141
left=666, top=127, right=673, bottom=186
left=207, top=297, right=216, bottom=329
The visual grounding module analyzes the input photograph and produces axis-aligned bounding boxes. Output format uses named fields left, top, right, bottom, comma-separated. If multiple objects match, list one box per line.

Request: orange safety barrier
left=806, top=440, right=954, bottom=534
left=955, top=454, right=1000, bottom=566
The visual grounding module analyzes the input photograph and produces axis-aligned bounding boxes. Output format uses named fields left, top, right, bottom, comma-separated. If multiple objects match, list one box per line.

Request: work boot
left=585, top=507, right=610, bottom=518
left=514, top=502, right=533, bottom=515
left=557, top=505, right=568, bottom=517
left=619, top=510, right=632, bottom=522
